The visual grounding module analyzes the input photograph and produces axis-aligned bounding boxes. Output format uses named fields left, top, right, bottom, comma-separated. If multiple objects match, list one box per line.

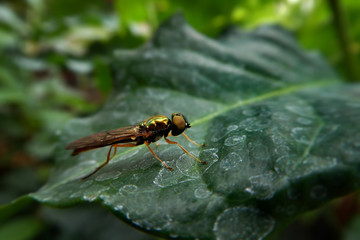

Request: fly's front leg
left=182, top=133, right=206, bottom=147
left=164, top=138, right=207, bottom=165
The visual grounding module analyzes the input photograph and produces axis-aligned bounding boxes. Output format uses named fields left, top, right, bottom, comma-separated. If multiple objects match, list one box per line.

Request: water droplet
left=224, top=135, right=246, bottom=147
left=227, top=125, right=238, bottom=132
left=310, top=185, right=327, bottom=199
left=176, top=153, right=201, bottom=178
left=153, top=167, right=194, bottom=188
left=239, top=117, right=271, bottom=132
left=244, top=187, right=255, bottom=194
left=220, top=152, right=242, bottom=171
left=69, top=191, right=83, bottom=199
left=211, top=130, right=228, bottom=142
left=119, top=184, right=138, bottom=195
left=194, top=185, right=211, bottom=199
left=213, top=206, right=275, bottom=240
left=79, top=180, right=93, bottom=189
left=132, top=219, right=144, bottom=228
left=247, top=173, right=286, bottom=200
left=273, top=112, right=291, bottom=121
left=285, top=104, right=313, bottom=117
left=82, top=185, right=110, bottom=201
left=115, top=204, right=124, bottom=211
left=55, top=188, right=75, bottom=200
left=291, top=127, right=310, bottom=144
left=297, top=117, right=313, bottom=125
left=201, top=148, right=218, bottom=164
left=341, top=136, right=360, bottom=163
left=274, top=155, right=300, bottom=175
left=95, top=170, right=121, bottom=181
left=242, top=108, right=257, bottom=116
left=200, top=148, right=219, bottom=172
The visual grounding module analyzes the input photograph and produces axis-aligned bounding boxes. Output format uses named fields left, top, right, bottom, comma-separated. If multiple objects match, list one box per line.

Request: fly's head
left=171, top=113, right=190, bottom=136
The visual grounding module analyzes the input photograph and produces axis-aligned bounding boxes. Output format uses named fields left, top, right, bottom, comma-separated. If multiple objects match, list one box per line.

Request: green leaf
left=0, top=217, right=44, bottom=240
left=0, top=196, right=35, bottom=223
left=39, top=203, right=156, bottom=240
left=30, top=14, right=360, bottom=239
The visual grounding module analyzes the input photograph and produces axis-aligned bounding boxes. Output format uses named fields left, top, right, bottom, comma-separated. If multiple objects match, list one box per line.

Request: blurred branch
left=327, top=0, right=360, bottom=82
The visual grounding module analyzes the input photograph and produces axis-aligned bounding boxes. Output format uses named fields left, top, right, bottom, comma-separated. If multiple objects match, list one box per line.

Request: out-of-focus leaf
left=94, top=57, right=112, bottom=93
left=0, top=217, right=44, bottom=240
left=49, top=23, right=118, bottom=56
left=0, top=4, right=26, bottom=33
left=30, top=14, right=360, bottom=240
left=0, top=196, right=35, bottom=222
left=343, top=214, right=360, bottom=240
left=39, top=204, right=156, bottom=240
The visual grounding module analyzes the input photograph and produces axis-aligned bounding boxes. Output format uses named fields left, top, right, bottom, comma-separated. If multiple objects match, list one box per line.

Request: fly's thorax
left=138, top=115, right=170, bottom=130
left=138, top=121, right=146, bottom=128
left=138, top=115, right=170, bottom=143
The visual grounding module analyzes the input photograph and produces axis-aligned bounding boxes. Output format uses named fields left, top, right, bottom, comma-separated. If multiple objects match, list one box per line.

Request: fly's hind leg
left=164, top=138, right=207, bottom=165
left=81, top=143, right=138, bottom=180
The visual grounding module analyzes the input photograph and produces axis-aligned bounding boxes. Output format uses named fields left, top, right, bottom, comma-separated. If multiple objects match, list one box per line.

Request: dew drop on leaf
left=224, top=135, right=246, bottom=147
left=194, top=185, right=211, bottom=199
left=119, top=184, right=138, bottom=195
left=79, top=179, right=93, bottom=189
left=220, top=152, right=242, bottom=171
left=82, top=185, right=110, bottom=201
left=296, top=117, right=313, bottom=125
left=227, top=124, right=238, bottom=132
left=153, top=167, right=193, bottom=188
left=176, top=153, right=201, bottom=178
left=290, top=127, right=310, bottom=144
left=95, top=170, right=121, bottom=181
left=242, top=108, right=258, bottom=117
left=213, top=206, right=275, bottom=240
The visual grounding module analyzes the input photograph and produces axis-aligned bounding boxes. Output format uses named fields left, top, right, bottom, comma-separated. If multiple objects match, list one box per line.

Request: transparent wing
left=65, top=125, right=149, bottom=155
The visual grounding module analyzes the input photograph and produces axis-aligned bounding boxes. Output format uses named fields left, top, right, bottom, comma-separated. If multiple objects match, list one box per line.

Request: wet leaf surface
left=30, top=14, right=360, bottom=239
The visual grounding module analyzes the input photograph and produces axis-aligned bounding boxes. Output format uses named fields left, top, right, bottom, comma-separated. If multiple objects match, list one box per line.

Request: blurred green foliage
left=0, top=0, right=359, bottom=239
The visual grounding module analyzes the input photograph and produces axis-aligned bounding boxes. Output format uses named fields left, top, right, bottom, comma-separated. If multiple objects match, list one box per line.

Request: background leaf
left=30, top=14, right=360, bottom=239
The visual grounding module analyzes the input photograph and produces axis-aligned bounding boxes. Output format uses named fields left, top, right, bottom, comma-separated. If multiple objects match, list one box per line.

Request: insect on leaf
left=30, top=14, right=360, bottom=240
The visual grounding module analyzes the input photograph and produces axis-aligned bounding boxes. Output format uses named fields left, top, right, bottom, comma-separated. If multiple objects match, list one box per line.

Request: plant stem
left=327, top=0, right=360, bottom=82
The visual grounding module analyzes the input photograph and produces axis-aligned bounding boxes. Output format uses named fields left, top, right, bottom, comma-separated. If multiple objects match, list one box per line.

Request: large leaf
left=30, top=14, right=360, bottom=239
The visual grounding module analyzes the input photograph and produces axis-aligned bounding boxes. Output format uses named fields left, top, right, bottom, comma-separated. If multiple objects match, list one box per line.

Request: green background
left=0, top=0, right=360, bottom=239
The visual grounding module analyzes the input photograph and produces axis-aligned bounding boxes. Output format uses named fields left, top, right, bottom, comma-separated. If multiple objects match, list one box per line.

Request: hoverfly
left=66, top=113, right=207, bottom=179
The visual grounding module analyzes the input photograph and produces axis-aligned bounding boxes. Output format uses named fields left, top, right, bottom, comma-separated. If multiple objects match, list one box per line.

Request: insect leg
left=181, top=133, right=206, bottom=147
left=164, top=138, right=207, bottom=165
left=81, top=143, right=138, bottom=180
left=144, top=141, right=174, bottom=170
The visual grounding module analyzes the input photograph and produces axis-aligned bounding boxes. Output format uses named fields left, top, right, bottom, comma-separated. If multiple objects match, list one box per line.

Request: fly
left=66, top=113, right=207, bottom=179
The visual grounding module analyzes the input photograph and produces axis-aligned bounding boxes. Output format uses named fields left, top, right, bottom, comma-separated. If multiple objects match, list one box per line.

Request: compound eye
left=173, top=115, right=186, bottom=133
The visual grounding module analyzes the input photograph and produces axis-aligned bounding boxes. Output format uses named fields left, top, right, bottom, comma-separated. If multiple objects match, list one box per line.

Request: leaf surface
left=30, top=14, right=360, bottom=240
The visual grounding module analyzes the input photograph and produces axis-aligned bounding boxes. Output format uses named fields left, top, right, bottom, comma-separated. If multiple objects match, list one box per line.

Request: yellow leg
left=145, top=141, right=174, bottom=170
left=182, top=133, right=206, bottom=147
left=81, top=143, right=138, bottom=180
left=164, top=138, right=207, bottom=164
